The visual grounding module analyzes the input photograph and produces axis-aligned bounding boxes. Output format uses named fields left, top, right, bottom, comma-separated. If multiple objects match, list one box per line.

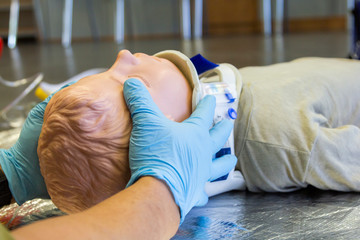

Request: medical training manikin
left=22, top=49, right=360, bottom=213
left=35, top=50, right=244, bottom=213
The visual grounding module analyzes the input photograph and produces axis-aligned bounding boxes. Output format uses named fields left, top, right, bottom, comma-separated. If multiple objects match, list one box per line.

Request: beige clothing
left=234, top=58, right=360, bottom=192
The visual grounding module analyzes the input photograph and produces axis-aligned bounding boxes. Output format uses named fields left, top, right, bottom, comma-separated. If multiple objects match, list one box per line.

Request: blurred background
left=0, top=0, right=353, bottom=42
left=0, top=0, right=358, bottom=130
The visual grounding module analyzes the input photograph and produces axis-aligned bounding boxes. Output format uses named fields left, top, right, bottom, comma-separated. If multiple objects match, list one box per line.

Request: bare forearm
left=12, top=177, right=180, bottom=240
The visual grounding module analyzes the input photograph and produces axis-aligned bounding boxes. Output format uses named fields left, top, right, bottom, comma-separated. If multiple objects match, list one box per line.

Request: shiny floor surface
left=1, top=31, right=359, bottom=239
left=174, top=189, right=360, bottom=239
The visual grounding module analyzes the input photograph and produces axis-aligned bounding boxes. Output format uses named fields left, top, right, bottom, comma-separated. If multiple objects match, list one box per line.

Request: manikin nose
left=117, top=49, right=139, bottom=65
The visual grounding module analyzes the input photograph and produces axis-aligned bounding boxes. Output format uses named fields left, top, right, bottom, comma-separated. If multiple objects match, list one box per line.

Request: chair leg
left=194, top=0, right=203, bottom=38
left=85, top=0, right=100, bottom=41
left=347, top=0, right=356, bottom=30
left=32, top=0, right=48, bottom=42
left=181, top=0, right=191, bottom=39
left=62, top=0, right=73, bottom=47
left=262, top=0, right=272, bottom=35
left=8, top=0, right=20, bottom=49
left=275, top=0, right=284, bottom=34
left=114, top=0, right=125, bottom=44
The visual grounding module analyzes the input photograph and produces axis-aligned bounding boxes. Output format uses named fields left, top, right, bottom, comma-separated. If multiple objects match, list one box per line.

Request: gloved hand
left=0, top=82, right=75, bottom=205
left=124, top=78, right=237, bottom=224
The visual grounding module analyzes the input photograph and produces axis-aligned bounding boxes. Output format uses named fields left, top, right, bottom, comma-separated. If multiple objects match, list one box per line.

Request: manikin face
left=73, top=49, right=192, bottom=122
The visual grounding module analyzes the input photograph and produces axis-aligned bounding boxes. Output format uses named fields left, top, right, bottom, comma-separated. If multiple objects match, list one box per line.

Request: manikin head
left=38, top=50, right=198, bottom=213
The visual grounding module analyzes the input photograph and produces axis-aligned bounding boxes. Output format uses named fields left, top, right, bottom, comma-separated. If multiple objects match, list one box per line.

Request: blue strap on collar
left=190, top=54, right=219, bottom=75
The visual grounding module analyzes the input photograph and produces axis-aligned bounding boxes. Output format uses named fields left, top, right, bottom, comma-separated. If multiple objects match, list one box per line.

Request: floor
left=173, top=188, right=360, bottom=239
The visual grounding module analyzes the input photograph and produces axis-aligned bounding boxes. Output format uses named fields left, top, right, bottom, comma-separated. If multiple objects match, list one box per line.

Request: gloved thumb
left=209, top=120, right=233, bottom=154
left=209, top=154, right=237, bottom=181
left=184, top=95, right=215, bottom=128
left=195, top=191, right=209, bottom=207
left=123, top=78, right=165, bottom=122
left=28, top=81, right=76, bottom=122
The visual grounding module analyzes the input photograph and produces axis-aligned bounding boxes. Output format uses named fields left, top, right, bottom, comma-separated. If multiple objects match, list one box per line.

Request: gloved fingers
left=181, top=194, right=208, bottom=223
left=44, top=81, right=76, bottom=102
left=123, top=78, right=166, bottom=123
left=18, top=102, right=49, bottom=147
left=196, top=191, right=209, bottom=207
left=209, top=119, right=233, bottom=154
left=209, top=154, right=237, bottom=181
left=184, top=95, right=215, bottom=128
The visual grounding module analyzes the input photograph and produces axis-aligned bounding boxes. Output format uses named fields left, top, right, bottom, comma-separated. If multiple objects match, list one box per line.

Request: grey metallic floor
left=173, top=189, right=360, bottom=239
left=1, top=31, right=359, bottom=239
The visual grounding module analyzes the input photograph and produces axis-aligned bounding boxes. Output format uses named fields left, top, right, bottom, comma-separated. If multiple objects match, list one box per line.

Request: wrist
left=136, top=176, right=180, bottom=219
left=127, top=169, right=186, bottom=221
left=119, top=176, right=180, bottom=238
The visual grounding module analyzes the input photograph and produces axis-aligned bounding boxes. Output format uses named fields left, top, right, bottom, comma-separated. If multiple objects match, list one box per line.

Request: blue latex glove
left=0, top=82, right=74, bottom=205
left=124, top=78, right=237, bottom=223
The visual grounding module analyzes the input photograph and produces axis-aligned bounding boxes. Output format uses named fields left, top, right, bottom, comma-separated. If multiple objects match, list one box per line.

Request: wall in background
left=34, top=0, right=181, bottom=41
left=0, top=0, right=351, bottom=41
left=285, top=0, right=348, bottom=32
left=287, top=0, right=347, bottom=18
left=208, top=0, right=349, bottom=35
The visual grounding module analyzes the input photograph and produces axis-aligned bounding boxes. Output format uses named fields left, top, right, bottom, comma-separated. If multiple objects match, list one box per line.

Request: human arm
left=12, top=176, right=179, bottom=240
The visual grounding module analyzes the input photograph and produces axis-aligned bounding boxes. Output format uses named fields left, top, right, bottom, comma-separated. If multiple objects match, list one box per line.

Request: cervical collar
left=154, top=50, right=242, bottom=110
left=155, top=50, right=246, bottom=196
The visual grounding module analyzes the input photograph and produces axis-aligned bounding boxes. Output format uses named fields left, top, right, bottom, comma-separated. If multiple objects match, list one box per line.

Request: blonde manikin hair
left=38, top=85, right=131, bottom=213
